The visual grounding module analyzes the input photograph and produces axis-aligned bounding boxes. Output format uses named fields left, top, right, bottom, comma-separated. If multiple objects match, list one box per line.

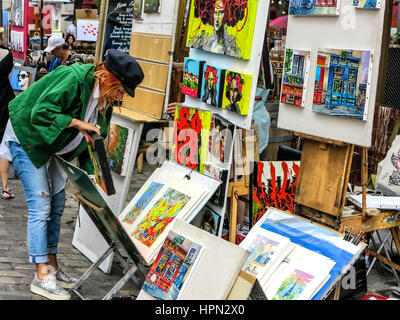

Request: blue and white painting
left=353, top=0, right=381, bottom=9
left=289, top=0, right=340, bottom=15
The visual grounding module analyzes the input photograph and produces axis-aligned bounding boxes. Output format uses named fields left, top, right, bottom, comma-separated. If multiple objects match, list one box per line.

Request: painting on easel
left=289, top=0, right=340, bottom=15
left=312, top=49, right=372, bottom=121
left=251, top=161, right=300, bottom=227
left=200, top=64, right=225, bottom=109
left=221, top=71, right=252, bottom=115
left=182, top=58, right=205, bottom=99
left=186, top=0, right=259, bottom=60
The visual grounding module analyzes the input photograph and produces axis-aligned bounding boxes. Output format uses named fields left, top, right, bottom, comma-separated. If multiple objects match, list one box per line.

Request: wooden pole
left=229, top=189, right=238, bottom=244
left=361, top=147, right=368, bottom=222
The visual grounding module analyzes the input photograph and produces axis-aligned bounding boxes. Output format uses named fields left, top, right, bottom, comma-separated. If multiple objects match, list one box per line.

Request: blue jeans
left=9, top=141, right=65, bottom=264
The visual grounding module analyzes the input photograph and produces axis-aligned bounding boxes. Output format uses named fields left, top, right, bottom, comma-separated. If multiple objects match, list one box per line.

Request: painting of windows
left=353, top=0, right=381, bottom=8
left=105, top=122, right=134, bottom=176
left=132, top=187, right=191, bottom=247
left=171, top=105, right=212, bottom=173
left=281, top=49, right=310, bottom=107
left=251, top=161, right=301, bottom=227
left=200, top=64, right=225, bottom=109
left=312, top=49, right=372, bottom=121
left=142, top=231, right=202, bottom=300
left=186, top=0, right=259, bottom=60
left=221, top=71, right=252, bottom=116
left=289, top=0, right=340, bottom=15
left=182, top=58, right=205, bottom=99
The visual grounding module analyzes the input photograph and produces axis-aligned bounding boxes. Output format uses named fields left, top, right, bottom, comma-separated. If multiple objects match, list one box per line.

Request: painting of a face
left=17, top=71, right=29, bottom=89
left=214, top=0, right=225, bottom=32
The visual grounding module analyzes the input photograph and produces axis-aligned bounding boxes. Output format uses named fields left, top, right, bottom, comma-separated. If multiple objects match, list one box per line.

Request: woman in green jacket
left=2, top=49, right=144, bottom=300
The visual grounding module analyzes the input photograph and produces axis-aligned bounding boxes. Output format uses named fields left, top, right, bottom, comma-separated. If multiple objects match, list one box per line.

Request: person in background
left=1, top=49, right=144, bottom=300
left=66, top=18, right=77, bottom=39
left=39, top=35, right=83, bottom=73
left=0, top=45, right=15, bottom=200
left=65, top=34, right=75, bottom=50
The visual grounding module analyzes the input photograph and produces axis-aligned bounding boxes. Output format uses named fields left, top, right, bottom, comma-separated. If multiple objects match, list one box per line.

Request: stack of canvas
left=137, top=219, right=249, bottom=300
left=240, top=226, right=335, bottom=300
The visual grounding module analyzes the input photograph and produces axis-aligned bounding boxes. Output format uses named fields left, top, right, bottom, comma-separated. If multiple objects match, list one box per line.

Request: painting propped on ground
left=289, top=0, right=340, bottom=15
left=251, top=161, right=300, bottom=227
left=313, top=49, right=372, bottom=121
left=142, top=231, right=202, bottom=300
left=186, top=0, right=259, bottom=60
left=281, top=49, right=310, bottom=107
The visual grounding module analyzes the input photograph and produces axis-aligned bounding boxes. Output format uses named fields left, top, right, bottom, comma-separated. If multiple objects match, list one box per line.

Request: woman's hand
left=68, top=119, right=100, bottom=143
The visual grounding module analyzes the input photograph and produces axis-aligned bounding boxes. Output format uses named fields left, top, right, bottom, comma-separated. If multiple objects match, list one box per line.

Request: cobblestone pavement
left=0, top=160, right=398, bottom=300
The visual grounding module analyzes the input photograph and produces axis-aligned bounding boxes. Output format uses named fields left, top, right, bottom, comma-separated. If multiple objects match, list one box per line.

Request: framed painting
left=208, top=115, right=235, bottom=165
left=9, top=65, right=36, bottom=91
left=186, top=0, right=259, bottom=60
left=312, top=49, right=373, bottom=121
left=105, top=122, right=134, bottom=176
left=250, top=161, right=301, bottom=228
left=353, top=0, right=381, bottom=8
left=221, top=71, right=252, bottom=116
left=144, top=0, right=161, bottom=13
left=190, top=206, right=221, bottom=236
left=171, top=105, right=212, bottom=173
left=200, top=64, right=226, bottom=109
left=289, top=0, right=340, bottom=15
left=182, top=57, right=205, bottom=99
left=10, top=0, right=24, bottom=26
left=204, top=162, right=228, bottom=207
left=142, top=231, right=203, bottom=300
left=76, top=19, right=99, bottom=42
left=281, top=49, right=311, bottom=108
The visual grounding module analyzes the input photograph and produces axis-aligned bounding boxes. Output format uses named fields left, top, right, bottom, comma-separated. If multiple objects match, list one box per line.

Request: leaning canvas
left=312, top=49, right=373, bottom=121
left=281, top=49, right=310, bottom=107
left=190, top=205, right=221, bottom=236
left=289, top=0, right=340, bottom=15
left=182, top=57, right=205, bottom=99
left=221, top=71, right=252, bottom=116
left=186, top=0, right=259, bottom=60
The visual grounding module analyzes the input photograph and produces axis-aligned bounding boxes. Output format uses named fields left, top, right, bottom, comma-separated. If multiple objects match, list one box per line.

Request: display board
left=10, top=0, right=28, bottom=60
left=277, top=0, right=387, bottom=147
left=72, top=114, right=143, bottom=274
left=183, top=0, right=270, bottom=130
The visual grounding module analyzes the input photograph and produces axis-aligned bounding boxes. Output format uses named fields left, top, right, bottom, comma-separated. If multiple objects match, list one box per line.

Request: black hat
left=103, top=49, right=144, bottom=97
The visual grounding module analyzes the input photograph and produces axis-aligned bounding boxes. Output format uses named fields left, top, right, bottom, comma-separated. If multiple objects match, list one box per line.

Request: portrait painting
left=200, top=64, right=225, bottom=109
left=221, top=71, right=252, bottom=116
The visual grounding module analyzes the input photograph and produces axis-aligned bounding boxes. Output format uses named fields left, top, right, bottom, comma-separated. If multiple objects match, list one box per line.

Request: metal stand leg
left=102, top=265, right=138, bottom=300
left=367, top=231, right=393, bottom=276
left=376, top=231, right=400, bottom=284
left=114, top=249, right=143, bottom=289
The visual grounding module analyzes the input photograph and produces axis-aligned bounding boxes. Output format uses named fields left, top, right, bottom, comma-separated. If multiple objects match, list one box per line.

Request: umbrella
left=269, top=15, right=288, bottom=29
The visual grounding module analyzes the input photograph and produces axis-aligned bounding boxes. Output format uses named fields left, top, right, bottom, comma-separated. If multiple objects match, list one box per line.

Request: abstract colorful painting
left=222, top=71, right=252, bottom=115
left=171, top=105, right=212, bottom=173
left=200, top=64, right=226, bottom=109
left=242, top=234, right=279, bottom=277
left=191, top=206, right=221, bottom=235
left=77, top=19, right=99, bottom=42
left=142, top=231, right=202, bottom=300
left=281, top=49, right=310, bottom=107
left=105, top=122, right=133, bottom=176
left=144, top=0, right=161, bottom=13
left=122, top=182, right=164, bottom=224
left=313, top=49, right=372, bottom=121
left=289, top=0, right=340, bottom=15
left=272, top=269, right=314, bottom=300
left=208, top=115, right=235, bottom=164
left=132, top=187, right=191, bottom=247
left=186, top=0, right=259, bottom=60
left=251, top=161, right=301, bottom=227
left=353, top=0, right=381, bottom=8
left=182, top=58, right=205, bottom=99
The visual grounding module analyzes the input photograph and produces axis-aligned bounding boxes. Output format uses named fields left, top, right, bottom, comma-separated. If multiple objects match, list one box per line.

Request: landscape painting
left=186, top=0, right=259, bottom=60
left=313, top=49, right=372, bottom=121
left=281, top=49, right=310, bottom=107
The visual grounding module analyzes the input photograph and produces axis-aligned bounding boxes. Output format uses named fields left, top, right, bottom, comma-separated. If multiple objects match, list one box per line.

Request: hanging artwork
left=200, top=64, right=226, bottom=109
left=289, top=0, right=340, bottom=15
left=281, top=49, right=311, bottom=107
left=122, top=182, right=164, bottom=224
left=182, top=58, right=205, bottom=99
left=191, top=206, right=221, bottom=235
left=221, top=71, right=252, bottom=115
left=208, top=115, right=235, bottom=165
left=142, top=231, right=202, bottom=300
left=134, top=0, right=144, bottom=18
left=132, top=187, right=191, bottom=247
left=204, top=163, right=228, bottom=207
left=10, top=30, right=24, bottom=54
left=10, top=0, right=24, bottom=26
left=353, top=0, right=381, bottom=8
left=171, top=105, right=212, bottom=173
left=105, top=122, right=133, bottom=176
left=251, top=161, right=301, bottom=227
left=312, top=49, right=372, bottom=121
left=76, top=19, right=99, bottom=42
left=186, top=0, right=259, bottom=60
left=144, top=0, right=161, bottom=13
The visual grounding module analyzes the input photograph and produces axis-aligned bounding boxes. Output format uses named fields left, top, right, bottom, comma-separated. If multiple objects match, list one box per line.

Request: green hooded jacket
left=8, top=62, right=112, bottom=174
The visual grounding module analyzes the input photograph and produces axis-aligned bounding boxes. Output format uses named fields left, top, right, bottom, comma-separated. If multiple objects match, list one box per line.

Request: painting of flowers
left=182, top=57, right=205, bottom=99
left=222, top=70, right=252, bottom=115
